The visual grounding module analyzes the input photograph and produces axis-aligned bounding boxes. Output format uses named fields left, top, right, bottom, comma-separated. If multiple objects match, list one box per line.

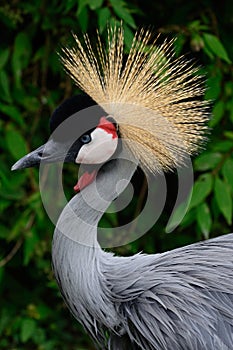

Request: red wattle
left=74, top=170, right=97, bottom=193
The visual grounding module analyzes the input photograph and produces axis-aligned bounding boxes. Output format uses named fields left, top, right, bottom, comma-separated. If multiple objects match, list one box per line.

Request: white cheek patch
left=75, top=128, right=118, bottom=164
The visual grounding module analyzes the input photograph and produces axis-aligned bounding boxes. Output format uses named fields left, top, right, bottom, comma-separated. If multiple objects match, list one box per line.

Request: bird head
left=11, top=93, right=120, bottom=192
left=12, top=25, right=209, bottom=192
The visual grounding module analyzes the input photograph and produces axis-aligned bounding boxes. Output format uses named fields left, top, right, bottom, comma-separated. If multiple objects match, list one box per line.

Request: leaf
left=197, top=202, right=212, bottom=239
left=37, top=340, right=57, bottom=350
left=166, top=192, right=192, bottom=233
left=0, top=225, right=9, bottom=238
left=0, top=308, right=11, bottom=336
left=190, top=34, right=204, bottom=52
left=0, top=48, right=10, bottom=70
left=225, top=80, right=233, bottom=97
left=224, top=131, right=233, bottom=140
left=64, top=0, right=78, bottom=12
left=0, top=200, right=11, bottom=213
left=5, top=126, right=28, bottom=160
left=12, top=32, right=32, bottom=87
left=0, top=186, right=25, bottom=200
left=36, top=304, right=52, bottom=320
left=188, top=20, right=209, bottom=32
left=230, top=107, right=233, bottom=124
left=189, top=173, right=213, bottom=209
left=20, top=318, right=36, bottom=343
left=205, top=73, right=222, bottom=100
left=179, top=208, right=197, bottom=228
left=203, top=33, right=231, bottom=64
left=194, top=152, right=222, bottom=171
left=14, top=33, right=32, bottom=66
left=77, top=5, right=89, bottom=31
left=174, top=34, right=186, bottom=56
left=214, top=177, right=232, bottom=225
left=19, top=95, right=40, bottom=113
left=0, top=70, right=11, bottom=102
left=209, top=100, right=225, bottom=127
left=97, top=7, right=111, bottom=33
left=23, top=232, right=39, bottom=265
left=212, top=140, right=233, bottom=152
left=123, top=23, right=135, bottom=52
left=222, top=158, right=233, bottom=193
left=225, top=87, right=233, bottom=112
left=88, top=0, right=104, bottom=10
left=77, top=0, right=88, bottom=15
left=0, top=104, right=24, bottom=127
left=110, top=0, right=136, bottom=29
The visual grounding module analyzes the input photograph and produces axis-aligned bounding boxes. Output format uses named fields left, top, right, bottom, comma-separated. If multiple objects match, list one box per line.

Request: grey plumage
left=52, top=152, right=233, bottom=350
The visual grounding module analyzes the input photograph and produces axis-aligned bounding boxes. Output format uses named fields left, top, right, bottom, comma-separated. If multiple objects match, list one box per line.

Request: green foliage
left=189, top=173, right=213, bottom=209
left=0, top=1, right=233, bottom=349
left=202, top=32, right=231, bottom=63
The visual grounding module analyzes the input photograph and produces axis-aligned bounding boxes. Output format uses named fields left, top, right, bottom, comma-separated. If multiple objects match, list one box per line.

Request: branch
left=0, top=237, right=23, bottom=268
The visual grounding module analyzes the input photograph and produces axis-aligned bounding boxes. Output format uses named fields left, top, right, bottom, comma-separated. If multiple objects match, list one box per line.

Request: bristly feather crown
left=61, top=25, right=210, bottom=173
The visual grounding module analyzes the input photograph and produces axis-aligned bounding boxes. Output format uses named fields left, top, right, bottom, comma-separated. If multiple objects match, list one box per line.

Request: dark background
left=0, top=0, right=233, bottom=349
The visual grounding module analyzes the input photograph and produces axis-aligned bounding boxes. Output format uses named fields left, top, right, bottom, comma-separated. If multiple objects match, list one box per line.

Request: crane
left=12, top=26, right=233, bottom=349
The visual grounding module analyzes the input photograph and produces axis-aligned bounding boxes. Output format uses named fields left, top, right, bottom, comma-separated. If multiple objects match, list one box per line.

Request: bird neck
left=51, top=148, right=137, bottom=335
left=54, top=147, right=137, bottom=248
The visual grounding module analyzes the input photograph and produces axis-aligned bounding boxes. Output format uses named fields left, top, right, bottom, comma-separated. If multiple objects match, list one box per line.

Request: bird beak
left=11, top=138, right=98, bottom=193
left=11, top=139, right=75, bottom=171
left=11, top=144, right=46, bottom=170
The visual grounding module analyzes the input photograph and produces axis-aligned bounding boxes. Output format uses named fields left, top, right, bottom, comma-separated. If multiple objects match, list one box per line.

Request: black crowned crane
left=12, top=27, right=233, bottom=349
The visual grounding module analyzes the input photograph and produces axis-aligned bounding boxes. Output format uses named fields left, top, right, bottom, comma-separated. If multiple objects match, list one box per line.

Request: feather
left=52, top=156, right=233, bottom=349
left=60, top=25, right=209, bottom=173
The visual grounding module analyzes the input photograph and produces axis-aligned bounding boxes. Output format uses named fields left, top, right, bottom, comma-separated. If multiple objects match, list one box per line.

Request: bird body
left=12, top=25, right=233, bottom=349
left=54, top=232, right=233, bottom=350
left=53, top=155, right=233, bottom=349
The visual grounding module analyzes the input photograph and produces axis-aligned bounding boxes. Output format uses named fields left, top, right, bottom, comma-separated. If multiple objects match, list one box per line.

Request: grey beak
left=11, top=144, right=46, bottom=170
left=11, top=138, right=80, bottom=171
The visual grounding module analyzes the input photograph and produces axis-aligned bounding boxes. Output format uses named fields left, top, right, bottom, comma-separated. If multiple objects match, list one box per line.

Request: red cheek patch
left=97, top=117, right=118, bottom=139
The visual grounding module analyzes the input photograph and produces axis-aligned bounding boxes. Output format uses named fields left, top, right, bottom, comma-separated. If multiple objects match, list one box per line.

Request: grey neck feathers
left=52, top=147, right=137, bottom=336
left=54, top=147, right=137, bottom=248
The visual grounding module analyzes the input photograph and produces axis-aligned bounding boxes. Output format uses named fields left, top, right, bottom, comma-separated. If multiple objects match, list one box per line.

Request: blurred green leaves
left=222, top=158, right=233, bottom=192
left=109, top=0, right=136, bottom=29
left=12, top=32, right=32, bottom=89
left=169, top=14, right=233, bottom=241
left=20, top=318, right=37, bottom=343
left=189, top=173, right=213, bottom=209
left=214, top=176, right=232, bottom=225
left=197, top=203, right=212, bottom=239
left=6, top=126, right=28, bottom=160
left=194, top=152, right=222, bottom=171
left=202, top=33, right=232, bottom=64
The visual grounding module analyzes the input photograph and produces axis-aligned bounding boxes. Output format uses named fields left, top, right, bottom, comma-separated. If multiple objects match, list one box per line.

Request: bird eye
left=80, top=134, right=92, bottom=144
